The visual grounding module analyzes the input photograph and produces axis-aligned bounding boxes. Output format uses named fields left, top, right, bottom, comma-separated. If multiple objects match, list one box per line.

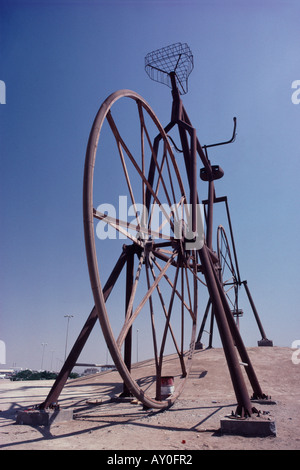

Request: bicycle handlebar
left=203, top=117, right=237, bottom=149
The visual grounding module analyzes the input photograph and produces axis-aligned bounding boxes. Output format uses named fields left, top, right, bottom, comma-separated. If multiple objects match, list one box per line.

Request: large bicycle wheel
left=217, top=225, right=242, bottom=326
left=83, top=90, right=198, bottom=409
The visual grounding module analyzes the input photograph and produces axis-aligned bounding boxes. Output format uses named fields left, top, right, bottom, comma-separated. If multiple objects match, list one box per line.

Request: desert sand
left=0, top=346, right=299, bottom=451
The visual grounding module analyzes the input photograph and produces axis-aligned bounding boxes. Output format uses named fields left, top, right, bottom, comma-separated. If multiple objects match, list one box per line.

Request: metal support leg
left=216, top=275, right=266, bottom=399
left=191, top=127, right=197, bottom=233
left=122, top=248, right=135, bottom=397
left=39, top=251, right=127, bottom=409
left=208, top=307, right=214, bottom=349
left=195, top=298, right=211, bottom=349
left=40, top=307, right=98, bottom=409
left=242, top=281, right=273, bottom=346
left=206, top=180, right=214, bottom=250
left=199, top=245, right=254, bottom=417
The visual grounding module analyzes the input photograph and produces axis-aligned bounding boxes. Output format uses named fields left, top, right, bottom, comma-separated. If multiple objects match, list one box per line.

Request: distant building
left=83, top=367, right=100, bottom=376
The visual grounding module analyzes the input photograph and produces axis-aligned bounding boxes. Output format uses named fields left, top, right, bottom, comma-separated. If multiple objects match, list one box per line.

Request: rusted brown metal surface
left=40, top=43, right=272, bottom=418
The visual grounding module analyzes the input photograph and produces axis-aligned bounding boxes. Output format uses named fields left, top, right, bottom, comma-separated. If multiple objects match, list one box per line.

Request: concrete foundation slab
left=16, top=408, right=73, bottom=426
left=220, top=416, right=277, bottom=437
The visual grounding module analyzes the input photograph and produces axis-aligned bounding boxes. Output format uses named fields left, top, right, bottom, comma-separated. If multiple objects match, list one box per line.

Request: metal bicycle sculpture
left=40, top=43, right=272, bottom=417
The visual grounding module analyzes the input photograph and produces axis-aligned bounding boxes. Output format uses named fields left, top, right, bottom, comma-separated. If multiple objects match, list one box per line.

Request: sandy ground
left=0, top=346, right=299, bottom=451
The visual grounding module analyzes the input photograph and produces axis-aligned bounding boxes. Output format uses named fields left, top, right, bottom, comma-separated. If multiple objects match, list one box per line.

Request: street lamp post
left=64, top=315, right=74, bottom=362
left=50, top=350, right=55, bottom=371
left=41, top=342, right=47, bottom=370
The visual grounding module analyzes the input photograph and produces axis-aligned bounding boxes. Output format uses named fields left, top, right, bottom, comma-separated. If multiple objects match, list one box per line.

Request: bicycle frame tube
left=168, top=72, right=214, bottom=244
left=165, top=73, right=265, bottom=415
left=146, top=72, right=213, bottom=237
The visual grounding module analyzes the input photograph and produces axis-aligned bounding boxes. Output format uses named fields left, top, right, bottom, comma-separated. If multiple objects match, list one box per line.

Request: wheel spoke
left=93, top=208, right=174, bottom=242
left=152, top=256, right=197, bottom=323
left=137, top=101, right=187, bottom=215
left=107, top=110, right=175, bottom=233
left=145, top=263, right=159, bottom=370
left=137, top=103, right=146, bottom=211
left=139, top=103, right=173, bottom=209
left=108, top=113, right=142, bottom=229
left=148, top=150, right=168, bottom=230
left=124, top=253, right=145, bottom=323
left=116, top=251, right=177, bottom=348
left=184, top=266, right=193, bottom=313
left=158, top=262, right=180, bottom=365
left=148, top=256, right=182, bottom=357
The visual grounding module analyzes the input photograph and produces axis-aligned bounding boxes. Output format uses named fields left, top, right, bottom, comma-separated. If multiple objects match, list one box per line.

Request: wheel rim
left=83, top=90, right=198, bottom=408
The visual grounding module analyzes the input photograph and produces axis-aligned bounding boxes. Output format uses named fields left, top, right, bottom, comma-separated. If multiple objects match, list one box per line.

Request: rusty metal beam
left=199, top=244, right=254, bottom=417
left=121, top=248, right=135, bottom=397
left=39, top=251, right=127, bottom=409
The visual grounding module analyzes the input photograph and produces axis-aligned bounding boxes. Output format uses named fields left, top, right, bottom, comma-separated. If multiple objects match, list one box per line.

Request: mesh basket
left=145, top=43, right=194, bottom=95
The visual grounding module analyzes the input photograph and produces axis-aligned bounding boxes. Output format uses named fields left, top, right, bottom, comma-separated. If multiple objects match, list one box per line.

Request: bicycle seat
left=145, top=42, right=194, bottom=95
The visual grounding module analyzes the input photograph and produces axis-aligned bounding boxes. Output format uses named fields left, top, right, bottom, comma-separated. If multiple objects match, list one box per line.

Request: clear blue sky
left=1, top=0, right=299, bottom=371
